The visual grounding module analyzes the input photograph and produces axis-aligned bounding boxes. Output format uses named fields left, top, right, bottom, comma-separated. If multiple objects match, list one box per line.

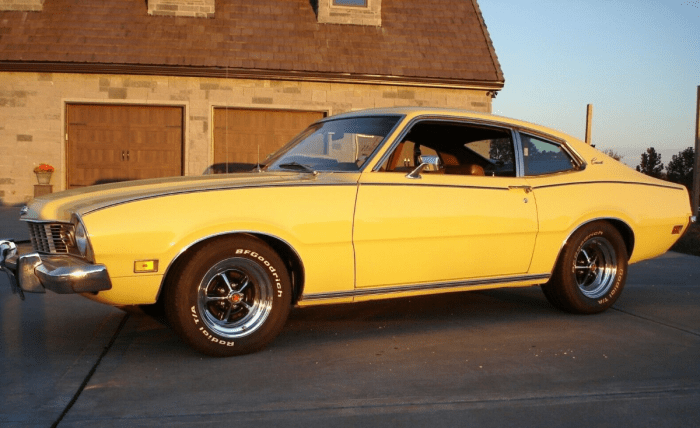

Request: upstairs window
left=333, top=0, right=368, bottom=6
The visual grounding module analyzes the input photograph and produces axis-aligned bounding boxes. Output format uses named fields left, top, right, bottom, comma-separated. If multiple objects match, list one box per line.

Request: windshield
left=264, top=115, right=402, bottom=173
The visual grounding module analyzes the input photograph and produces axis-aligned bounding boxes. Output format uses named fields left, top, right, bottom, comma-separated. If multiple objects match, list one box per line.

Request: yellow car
left=0, top=108, right=694, bottom=356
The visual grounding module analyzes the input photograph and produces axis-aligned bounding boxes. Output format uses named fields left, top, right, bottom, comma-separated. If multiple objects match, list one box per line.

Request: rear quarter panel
left=527, top=159, right=691, bottom=275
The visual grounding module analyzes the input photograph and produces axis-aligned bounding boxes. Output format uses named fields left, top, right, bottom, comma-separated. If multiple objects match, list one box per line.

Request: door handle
left=121, top=151, right=125, bottom=161
left=508, top=185, right=532, bottom=193
left=126, top=150, right=130, bottom=161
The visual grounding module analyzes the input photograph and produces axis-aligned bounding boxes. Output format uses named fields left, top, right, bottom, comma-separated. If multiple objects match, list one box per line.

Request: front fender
left=80, top=185, right=357, bottom=305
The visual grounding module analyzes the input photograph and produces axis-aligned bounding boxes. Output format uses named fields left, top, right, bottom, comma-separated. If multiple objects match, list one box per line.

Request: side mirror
left=406, top=155, right=442, bottom=179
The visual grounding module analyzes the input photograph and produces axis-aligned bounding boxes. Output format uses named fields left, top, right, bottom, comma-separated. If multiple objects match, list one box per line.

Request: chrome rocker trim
left=301, top=273, right=551, bottom=301
left=0, top=239, right=112, bottom=297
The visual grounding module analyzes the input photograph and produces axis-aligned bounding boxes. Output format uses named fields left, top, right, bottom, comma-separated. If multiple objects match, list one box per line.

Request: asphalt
left=1, top=206, right=699, bottom=427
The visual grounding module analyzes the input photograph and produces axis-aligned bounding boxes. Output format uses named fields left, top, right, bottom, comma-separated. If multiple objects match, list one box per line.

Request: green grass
left=671, top=222, right=700, bottom=257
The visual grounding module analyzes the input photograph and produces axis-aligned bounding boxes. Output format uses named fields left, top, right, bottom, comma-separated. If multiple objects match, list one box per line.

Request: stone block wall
left=317, top=0, right=381, bottom=26
left=147, top=0, right=215, bottom=18
left=0, top=0, right=43, bottom=11
left=0, top=71, right=492, bottom=205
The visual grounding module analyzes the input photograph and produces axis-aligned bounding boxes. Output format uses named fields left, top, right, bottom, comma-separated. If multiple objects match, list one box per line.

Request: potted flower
left=33, top=163, right=55, bottom=185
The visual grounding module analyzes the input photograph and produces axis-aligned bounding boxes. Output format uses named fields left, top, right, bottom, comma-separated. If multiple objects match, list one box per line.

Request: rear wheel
left=542, top=222, right=628, bottom=314
left=165, top=235, right=291, bottom=356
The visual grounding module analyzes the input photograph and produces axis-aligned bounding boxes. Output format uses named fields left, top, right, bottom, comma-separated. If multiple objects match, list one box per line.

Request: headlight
left=75, top=222, right=89, bottom=257
left=70, top=214, right=95, bottom=262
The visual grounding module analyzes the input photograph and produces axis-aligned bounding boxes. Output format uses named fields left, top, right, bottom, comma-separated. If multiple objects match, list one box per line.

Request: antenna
left=255, top=144, right=262, bottom=173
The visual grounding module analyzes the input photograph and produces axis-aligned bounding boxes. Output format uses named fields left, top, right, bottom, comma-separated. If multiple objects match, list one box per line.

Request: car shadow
left=127, top=286, right=568, bottom=356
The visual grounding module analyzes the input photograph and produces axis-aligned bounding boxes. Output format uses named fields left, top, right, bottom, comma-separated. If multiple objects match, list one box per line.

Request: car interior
left=379, top=121, right=517, bottom=177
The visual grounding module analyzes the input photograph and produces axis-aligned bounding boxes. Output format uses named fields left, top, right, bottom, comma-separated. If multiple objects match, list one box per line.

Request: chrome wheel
left=197, top=258, right=273, bottom=339
left=574, top=236, right=618, bottom=299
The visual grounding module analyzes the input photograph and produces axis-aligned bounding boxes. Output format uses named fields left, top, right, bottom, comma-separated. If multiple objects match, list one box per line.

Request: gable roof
left=0, top=0, right=504, bottom=89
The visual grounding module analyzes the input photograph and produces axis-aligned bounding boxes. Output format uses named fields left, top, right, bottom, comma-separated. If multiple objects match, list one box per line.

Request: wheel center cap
left=231, top=294, right=243, bottom=303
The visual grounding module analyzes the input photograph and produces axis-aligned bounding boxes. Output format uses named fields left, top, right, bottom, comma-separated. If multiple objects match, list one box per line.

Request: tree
left=636, top=147, right=664, bottom=178
left=601, top=148, right=623, bottom=162
left=666, top=147, right=694, bottom=191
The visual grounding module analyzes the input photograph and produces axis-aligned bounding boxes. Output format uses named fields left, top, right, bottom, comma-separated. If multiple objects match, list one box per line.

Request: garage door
left=66, top=105, right=183, bottom=188
left=213, top=108, right=325, bottom=173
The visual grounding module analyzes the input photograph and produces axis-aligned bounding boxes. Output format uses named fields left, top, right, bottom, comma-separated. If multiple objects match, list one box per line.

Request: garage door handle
left=121, top=151, right=130, bottom=161
left=121, top=151, right=125, bottom=161
left=508, top=185, right=532, bottom=193
left=126, top=150, right=130, bottom=161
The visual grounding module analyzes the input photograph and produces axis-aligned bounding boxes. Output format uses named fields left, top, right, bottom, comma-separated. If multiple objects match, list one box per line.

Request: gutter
left=0, top=61, right=505, bottom=92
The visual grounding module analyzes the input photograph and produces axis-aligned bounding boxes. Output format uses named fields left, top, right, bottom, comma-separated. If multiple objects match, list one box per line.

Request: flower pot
left=35, top=171, right=52, bottom=185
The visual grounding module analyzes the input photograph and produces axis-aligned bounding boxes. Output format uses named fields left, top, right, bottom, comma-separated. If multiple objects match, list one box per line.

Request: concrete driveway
left=1, top=206, right=699, bottom=427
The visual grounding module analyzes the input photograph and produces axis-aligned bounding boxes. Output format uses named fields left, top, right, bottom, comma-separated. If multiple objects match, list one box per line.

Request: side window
left=379, top=121, right=516, bottom=177
left=521, top=134, right=576, bottom=176
left=462, top=136, right=515, bottom=177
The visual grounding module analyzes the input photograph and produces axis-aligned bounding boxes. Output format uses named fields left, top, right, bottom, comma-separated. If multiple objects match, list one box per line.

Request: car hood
left=22, top=172, right=353, bottom=222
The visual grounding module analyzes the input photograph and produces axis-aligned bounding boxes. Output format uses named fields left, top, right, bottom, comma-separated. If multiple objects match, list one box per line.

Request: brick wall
left=0, top=71, right=492, bottom=205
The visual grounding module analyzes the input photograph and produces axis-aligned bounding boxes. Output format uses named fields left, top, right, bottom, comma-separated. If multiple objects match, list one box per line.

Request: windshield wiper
left=278, top=162, right=318, bottom=175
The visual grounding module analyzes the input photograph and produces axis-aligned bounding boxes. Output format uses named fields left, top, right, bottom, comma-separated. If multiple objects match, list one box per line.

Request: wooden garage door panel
left=67, top=105, right=183, bottom=187
left=214, top=109, right=324, bottom=172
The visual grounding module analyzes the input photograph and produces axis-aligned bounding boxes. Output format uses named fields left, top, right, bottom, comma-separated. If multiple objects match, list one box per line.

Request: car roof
left=323, top=107, right=581, bottom=146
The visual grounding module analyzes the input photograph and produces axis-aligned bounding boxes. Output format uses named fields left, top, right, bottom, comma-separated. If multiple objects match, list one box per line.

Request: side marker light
left=134, top=260, right=159, bottom=273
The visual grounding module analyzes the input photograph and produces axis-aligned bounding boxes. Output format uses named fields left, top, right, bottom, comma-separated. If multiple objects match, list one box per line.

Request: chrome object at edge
left=0, top=239, right=23, bottom=299
left=33, top=255, right=112, bottom=294
left=406, top=155, right=442, bottom=179
left=0, top=239, right=113, bottom=297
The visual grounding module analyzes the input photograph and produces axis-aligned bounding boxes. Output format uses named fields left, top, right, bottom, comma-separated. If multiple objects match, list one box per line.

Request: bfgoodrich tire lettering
left=542, top=222, right=628, bottom=314
left=165, top=235, right=291, bottom=357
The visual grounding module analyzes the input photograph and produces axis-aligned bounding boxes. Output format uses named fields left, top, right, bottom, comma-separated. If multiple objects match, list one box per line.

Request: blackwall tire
left=542, top=222, right=628, bottom=314
left=165, top=235, right=292, bottom=357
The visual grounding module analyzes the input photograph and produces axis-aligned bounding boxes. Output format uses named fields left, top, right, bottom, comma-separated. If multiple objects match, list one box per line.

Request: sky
left=478, top=0, right=699, bottom=168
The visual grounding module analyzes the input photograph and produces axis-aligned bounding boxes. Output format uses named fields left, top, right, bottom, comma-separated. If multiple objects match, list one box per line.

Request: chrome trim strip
left=513, top=129, right=525, bottom=177
left=531, top=180, right=685, bottom=191
left=513, top=127, right=566, bottom=146
left=371, top=115, right=420, bottom=171
left=359, top=182, right=510, bottom=191
left=301, top=273, right=551, bottom=301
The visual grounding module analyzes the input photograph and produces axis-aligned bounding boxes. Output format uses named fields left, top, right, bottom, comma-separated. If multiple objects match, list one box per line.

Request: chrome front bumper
left=0, top=239, right=112, bottom=299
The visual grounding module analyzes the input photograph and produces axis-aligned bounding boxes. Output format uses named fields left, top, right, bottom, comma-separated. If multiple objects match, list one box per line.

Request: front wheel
left=542, top=222, right=628, bottom=314
left=165, top=235, right=292, bottom=356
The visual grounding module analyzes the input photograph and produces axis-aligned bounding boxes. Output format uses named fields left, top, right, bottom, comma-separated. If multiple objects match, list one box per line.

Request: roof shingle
left=0, top=0, right=504, bottom=87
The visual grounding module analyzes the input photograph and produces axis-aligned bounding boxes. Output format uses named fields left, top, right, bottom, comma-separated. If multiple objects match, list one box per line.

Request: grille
left=27, top=222, right=73, bottom=254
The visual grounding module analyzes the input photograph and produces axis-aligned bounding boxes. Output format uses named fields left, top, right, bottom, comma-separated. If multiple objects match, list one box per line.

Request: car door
left=353, top=120, right=539, bottom=289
